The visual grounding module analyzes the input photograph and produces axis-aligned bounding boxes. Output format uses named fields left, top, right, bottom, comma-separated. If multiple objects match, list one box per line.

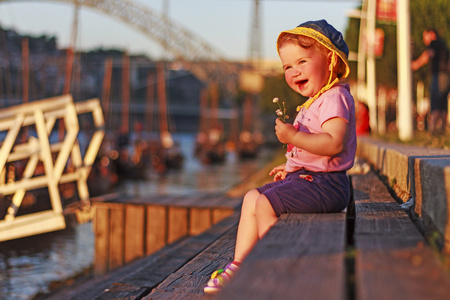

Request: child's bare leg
left=234, top=190, right=278, bottom=262
left=204, top=190, right=279, bottom=294
left=234, top=189, right=260, bottom=262
left=255, top=194, right=278, bottom=238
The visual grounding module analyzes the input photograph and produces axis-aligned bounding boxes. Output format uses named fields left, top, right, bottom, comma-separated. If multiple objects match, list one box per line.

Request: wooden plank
left=109, top=206, right=125, bottom=270
left=91, top=193, right=240, bottom=277
left=167, top=206, right=188, bottom=244
left=189, top=207, right=212, bottom=235
left=170, top=194, right=207, bottom=207
left=94, top=205, right=110, bottom=275
left=132, top=194, right=183, bottom=205
left=212, top=208, right=234, bottom=224
left=146, top=205, right=167, bottom=255
left=124, top=204, right=145, bottom=263
left=143, top=289, right=203, bottom=300
left=352, top=171, right=450, bottom=300
left=95, top=283, right=149, bottom=299
left=45, top=212, right=240, bottom=300
left=217, top=213, right=348, bottom=300
left=144, top=221, right=239, bottom=299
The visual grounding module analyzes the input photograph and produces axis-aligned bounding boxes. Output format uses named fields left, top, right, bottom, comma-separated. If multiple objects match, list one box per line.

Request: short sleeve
left=317, top=88, right=352, bottom=126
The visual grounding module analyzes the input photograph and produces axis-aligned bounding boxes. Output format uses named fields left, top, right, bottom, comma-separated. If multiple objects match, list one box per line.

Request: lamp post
left=397, top=0, right=413, bottom=141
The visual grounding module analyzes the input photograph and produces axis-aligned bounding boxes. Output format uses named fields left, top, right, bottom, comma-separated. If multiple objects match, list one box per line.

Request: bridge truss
left=0, top=0, right=240, bottom=85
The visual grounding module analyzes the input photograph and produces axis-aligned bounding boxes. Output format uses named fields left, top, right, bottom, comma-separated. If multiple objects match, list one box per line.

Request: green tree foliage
left=344, top=0, right=450, bottom=90
left=345, top=8, right=397, bottom=88
left=410, top=0, right=450, bottom=88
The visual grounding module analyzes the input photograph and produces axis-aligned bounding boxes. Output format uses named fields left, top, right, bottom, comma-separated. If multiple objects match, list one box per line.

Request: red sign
left=374, top=28, right=385, bottom=57
left=377, top=0, right=397, bottom=23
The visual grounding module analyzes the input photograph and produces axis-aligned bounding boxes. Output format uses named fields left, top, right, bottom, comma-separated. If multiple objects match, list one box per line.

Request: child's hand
left=269, top=164, right=287, bottom=182
left=275, top=118, right=297, bottom=145
left=273, top=171, right=287, bottom=182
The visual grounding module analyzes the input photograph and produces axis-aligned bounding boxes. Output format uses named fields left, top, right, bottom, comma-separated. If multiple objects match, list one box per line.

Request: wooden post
left=157, top=62, right=174, bottom=149
left=157, top=62, right=169, bottom=134
left=378, top=86, right=387, bottom=136
left=210, top=82, right=219, bottom=130
left=102, top=58, right=113, bottom=125
left=145, top=72, right=155, bottom=132
left=243, top=94, right=253, bottom=132
left=124, top=205, right=145, bottom=263
left=199, top=88, right=208, bottom=133
left=146, top=205, right=167, bottom=255
left=122, top=52, right=130, bottom=134
left=62, top=0, right=80, bottom=96
left=94, top=205, right=110, bottom=275
left=190, top=208, right=212, bottom=235
left=109, top=207, right=125, bottom=270
left=22, top=38, right=29, bottom=104
left=167, top=206, right=188, bottom=244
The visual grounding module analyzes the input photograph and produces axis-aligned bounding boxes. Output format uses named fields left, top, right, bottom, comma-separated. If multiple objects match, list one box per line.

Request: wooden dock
left=41, top=167, right=450, bottom=300
left=91, top=193, right=242, bottom=275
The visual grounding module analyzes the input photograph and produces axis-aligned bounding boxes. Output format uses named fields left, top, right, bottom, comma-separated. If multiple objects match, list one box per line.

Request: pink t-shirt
left=285, top=83, right=356, bottom=173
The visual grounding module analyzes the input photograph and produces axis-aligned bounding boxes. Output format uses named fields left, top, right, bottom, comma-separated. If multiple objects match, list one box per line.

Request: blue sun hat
left=277, top=20, right=351, bottom=109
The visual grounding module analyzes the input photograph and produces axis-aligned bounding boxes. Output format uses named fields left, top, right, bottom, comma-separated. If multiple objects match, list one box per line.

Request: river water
left=0, top=133, right=275, bottom=300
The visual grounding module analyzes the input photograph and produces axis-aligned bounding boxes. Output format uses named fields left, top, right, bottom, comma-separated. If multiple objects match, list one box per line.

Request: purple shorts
left=257, top=169, right=350, bottom=216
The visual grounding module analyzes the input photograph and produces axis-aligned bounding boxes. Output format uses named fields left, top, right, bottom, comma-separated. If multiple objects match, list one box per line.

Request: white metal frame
left=0, top=95, right=105, bottom=241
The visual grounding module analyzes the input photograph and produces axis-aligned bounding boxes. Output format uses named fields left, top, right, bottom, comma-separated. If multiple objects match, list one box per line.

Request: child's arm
left=275, top=117, right=347, bottom=156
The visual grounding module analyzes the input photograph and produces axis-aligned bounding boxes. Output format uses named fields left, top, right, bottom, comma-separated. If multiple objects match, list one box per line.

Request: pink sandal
left=204, top=262, right=239, bottom=294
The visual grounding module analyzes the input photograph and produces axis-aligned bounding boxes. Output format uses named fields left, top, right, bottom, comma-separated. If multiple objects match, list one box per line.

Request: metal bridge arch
left=0, top=0, right=228, bottom=62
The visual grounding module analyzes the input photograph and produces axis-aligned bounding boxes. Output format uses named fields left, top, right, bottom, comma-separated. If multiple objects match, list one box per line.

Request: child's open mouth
left=296, top=79, right=308, bottom=90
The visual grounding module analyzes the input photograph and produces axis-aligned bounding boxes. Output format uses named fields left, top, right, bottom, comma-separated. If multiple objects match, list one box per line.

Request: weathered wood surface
left=108, top=193, right=242, bottom=209
left=44, top=170, right=450, bottom=300
left=215, top=212, right=348, bottom=300
left=144, top=222, right=237, bottom=299
left=93, top=193, right=241, bottom=274
left=352, top=170, right=450, bottom=300
left=146, top=205, right=167, bottom=255
left=43, top=212, right=240, bottom=300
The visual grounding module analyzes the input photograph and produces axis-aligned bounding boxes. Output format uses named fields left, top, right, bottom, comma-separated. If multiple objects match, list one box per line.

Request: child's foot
left=203, top=262, right=240, bottom=294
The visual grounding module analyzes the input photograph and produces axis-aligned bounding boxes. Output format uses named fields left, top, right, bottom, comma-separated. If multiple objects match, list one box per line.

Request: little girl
left=204, top=19, right=356, bottom=294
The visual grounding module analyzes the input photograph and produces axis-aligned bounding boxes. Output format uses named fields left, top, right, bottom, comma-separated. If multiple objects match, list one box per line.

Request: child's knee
left=255, top=194, right=276, bottom=217
left=241, top=189, right=260, bottom=212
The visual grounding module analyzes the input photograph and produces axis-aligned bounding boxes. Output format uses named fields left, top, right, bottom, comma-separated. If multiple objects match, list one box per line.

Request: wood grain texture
left=44, top=212, right=240, bottom=300
left=145, top=225, right=238, bottom=299
left=167, top=206, right=188, bottom=244
left=217, top=213, right=348, bottom=300
left=95, top=283, right=149, bottom=300
left=92, top=194, right=242, bottom=275
left=94, top=205, right=110, bottom=276
left=124, top=204, right=145, bottom=263
left=212, top=208, right=234, bottom=224
left=109, top=207, right=124, bottom=270
left=146, top=205, right=167, bottom=255
left=352, top=171, right=450, bottom=300
left=189, top=207, right=212, bottom=235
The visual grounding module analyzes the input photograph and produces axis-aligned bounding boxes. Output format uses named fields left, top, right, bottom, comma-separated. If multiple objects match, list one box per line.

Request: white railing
left=0, top=94, right=105, bottom=241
